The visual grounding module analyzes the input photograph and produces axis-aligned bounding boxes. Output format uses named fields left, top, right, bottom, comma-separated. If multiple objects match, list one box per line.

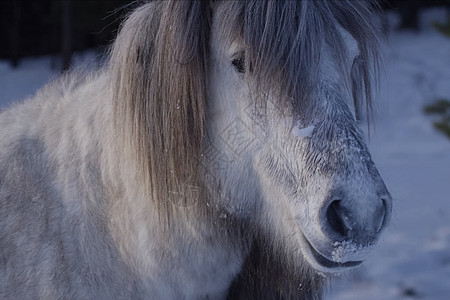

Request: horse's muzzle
left=300, top=187, right=392, bottom=272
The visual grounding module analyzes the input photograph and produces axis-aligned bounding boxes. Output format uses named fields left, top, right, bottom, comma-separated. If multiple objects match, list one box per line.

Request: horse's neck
left=75, top=76, right=247, bottom=296
left=107, top=175, right=246, bottom=297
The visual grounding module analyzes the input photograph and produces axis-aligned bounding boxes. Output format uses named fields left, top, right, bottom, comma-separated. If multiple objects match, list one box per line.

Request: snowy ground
left=1, top=8, right=449, bottom=300
left=0, top=51, right=101, bottom=108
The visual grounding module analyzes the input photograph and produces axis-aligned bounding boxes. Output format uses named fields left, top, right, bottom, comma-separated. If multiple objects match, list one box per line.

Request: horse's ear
left=110, top=1, right=211, bottom=213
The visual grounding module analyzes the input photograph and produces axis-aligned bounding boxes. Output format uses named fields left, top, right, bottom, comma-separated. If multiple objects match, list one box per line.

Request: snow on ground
left=0, top=7, right=449, bottom=300
left=0, top=51, right=100, bottom=108
left=0, top=56, right=57, bottom=108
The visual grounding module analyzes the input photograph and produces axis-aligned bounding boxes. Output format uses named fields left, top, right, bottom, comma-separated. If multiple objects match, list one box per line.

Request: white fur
left=0, top=1, right=391, bottom=298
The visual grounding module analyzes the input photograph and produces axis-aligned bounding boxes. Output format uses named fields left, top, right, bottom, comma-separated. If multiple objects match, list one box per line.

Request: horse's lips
left=306, top=239, right=363, bottom=269
left=300, top=234, right=363, bottom=271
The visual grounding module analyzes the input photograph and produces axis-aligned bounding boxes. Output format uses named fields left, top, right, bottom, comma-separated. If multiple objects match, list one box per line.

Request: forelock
left=213, top=0, right=381, bottom=117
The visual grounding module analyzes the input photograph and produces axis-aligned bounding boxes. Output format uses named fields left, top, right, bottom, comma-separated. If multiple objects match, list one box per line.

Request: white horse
left=0, top=1, right=391, bottom=299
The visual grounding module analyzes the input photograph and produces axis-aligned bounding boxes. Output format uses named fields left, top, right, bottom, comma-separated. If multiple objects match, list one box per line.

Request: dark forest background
left=0, top=0, right=135, bottom=70
left=0, top=0, right=449, bottom=71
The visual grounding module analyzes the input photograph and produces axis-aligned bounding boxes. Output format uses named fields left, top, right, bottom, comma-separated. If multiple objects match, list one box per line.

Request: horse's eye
left=232, top=57, right=245, bottom=74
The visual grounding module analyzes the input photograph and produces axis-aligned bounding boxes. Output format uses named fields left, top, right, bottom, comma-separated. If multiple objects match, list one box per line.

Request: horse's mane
left=110, top=1, right=210, bottom=220
left=109, top=0, right=381, bottom=220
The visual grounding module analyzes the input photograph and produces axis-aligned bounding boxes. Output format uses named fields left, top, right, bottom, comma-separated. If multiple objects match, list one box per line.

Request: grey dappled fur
left=0, top=1, right=383, bottom=299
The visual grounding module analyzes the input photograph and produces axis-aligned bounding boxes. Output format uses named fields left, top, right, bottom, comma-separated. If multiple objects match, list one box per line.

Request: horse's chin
left=299, top=233, right=363, bottom=274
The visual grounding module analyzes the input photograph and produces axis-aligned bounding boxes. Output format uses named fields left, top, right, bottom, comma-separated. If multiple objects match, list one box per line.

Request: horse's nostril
left=325, top=200, right=350, bottom=238
left=376, top=198, right=389, bottom=233
left=324, top=196, right=391, bottom=243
